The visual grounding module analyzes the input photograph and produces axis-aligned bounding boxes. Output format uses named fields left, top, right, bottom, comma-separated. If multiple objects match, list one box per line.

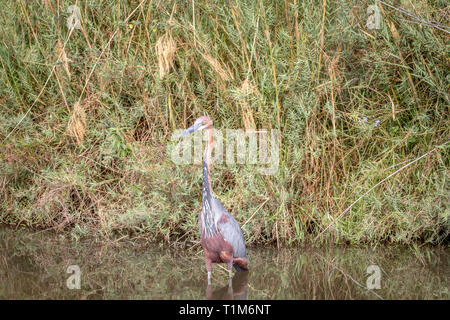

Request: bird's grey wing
left=213, top=198, right=247, bottom=258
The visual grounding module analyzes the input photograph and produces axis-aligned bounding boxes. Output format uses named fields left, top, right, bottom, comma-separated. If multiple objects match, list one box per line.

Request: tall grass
left=0, top=0, right=448, bottom=246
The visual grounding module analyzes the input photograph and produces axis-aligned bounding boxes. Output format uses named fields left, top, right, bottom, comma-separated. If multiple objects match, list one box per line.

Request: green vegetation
left=0, top=0, right=448, bottom=245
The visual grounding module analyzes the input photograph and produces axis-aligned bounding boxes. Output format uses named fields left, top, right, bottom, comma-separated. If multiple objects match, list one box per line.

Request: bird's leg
left=227, top=262, right=234, bottom=298
left=205, top=282, right=212, bottom=300
left=228, top=262, right=233, bottom=288
left=205, top=258, right=212, bottom=285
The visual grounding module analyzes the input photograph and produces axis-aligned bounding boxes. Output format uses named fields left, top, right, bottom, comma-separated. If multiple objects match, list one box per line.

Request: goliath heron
left=179, top=116, right=249, bottom=286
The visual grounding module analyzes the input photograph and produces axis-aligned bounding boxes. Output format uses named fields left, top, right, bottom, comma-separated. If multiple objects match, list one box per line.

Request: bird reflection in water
left=206, top=270, right=248, bottom=300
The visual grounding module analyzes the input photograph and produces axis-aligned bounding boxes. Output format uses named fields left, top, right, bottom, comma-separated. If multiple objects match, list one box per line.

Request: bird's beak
left=178, top=122, right=201, bottom=138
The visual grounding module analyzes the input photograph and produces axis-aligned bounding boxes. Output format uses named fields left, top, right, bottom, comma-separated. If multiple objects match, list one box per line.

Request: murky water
left=0, top=227, right=448, bottom=299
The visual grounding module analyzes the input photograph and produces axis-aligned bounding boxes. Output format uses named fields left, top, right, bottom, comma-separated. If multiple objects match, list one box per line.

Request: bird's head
left=178, top=116, right=212, bottom=137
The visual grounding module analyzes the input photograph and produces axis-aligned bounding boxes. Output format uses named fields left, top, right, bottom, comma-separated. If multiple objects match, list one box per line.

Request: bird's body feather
left=181, top=116, right=248, bottom=283
left=213, top=198, right=247, bottom=259
left=198, top=157, right=248, bottom=271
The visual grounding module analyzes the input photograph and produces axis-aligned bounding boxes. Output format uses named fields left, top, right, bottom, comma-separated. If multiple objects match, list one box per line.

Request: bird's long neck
left=201, top=126, right=217, bottom=237
left=202, top=127, right=213, bottom=197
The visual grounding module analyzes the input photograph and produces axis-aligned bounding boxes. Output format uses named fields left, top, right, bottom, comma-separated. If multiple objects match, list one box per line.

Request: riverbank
left=0, top=1, right=448, bottom=245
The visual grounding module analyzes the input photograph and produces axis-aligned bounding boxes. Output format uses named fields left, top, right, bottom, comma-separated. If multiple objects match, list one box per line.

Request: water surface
left=0, top=228, right=448, bottom=299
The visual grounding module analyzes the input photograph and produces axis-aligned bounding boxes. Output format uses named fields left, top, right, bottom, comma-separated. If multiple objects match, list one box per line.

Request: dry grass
left=200, top=52, right=234, bottom=82
left=67, top=102, right=86, bottom=145
left=155, top=32, right=177, bottom=79
left=56, top=39, right=71, bottom=80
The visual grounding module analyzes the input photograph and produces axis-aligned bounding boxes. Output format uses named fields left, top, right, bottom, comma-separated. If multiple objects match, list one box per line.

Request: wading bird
left=178, top=116, right=249, bottom=286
